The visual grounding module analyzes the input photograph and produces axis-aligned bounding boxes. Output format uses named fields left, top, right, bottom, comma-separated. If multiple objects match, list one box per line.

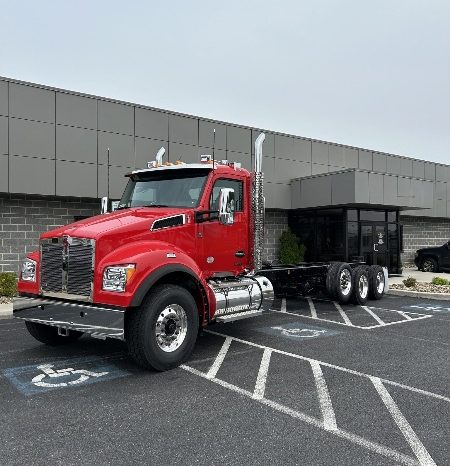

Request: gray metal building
left=0, top=76, right=449, bottom=273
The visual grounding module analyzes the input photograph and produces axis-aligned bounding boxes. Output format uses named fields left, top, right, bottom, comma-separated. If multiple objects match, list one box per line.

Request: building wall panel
left=199, top=120, right=226, bottom=149
left=98, top=132, right=134, bottom=167
left=56, top=161, right=97, bottom=197
left=56, top=92, right=97, bottom=129
left=56, top=126, right=97, bottom=164
left=9, top=83, right=55, bottom=123
left=98, top=100, right=134, bottom=135
left=9, top=119, right=55, bottom=159
left=135, top=108, right=168, bottom=141
left=169, top=115, right=198, bottom=146
left=9, top=156, right=55, bottom=195
left=0, top=81, right=8, bottom=117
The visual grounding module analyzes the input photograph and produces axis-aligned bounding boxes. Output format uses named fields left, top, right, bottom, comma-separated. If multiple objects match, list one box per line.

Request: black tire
left=326, top=262, right=340, bottom=299
left=126, top=284, right=199, bottom=371
left=350, top=266, right=370, bottom=305
left=25, top=321, right=83, bottom=346
left=332, top=263, right=353, bottom=304
left=421, top=257, right=439, bottom=273
left=368, top=265, right=385, bottom=300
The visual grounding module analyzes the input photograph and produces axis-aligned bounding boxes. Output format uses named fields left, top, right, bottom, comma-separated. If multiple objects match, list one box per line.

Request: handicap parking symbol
left=3, top=356, right=128, bottom=396
left=270, top=326, right=328, bottom=339
left=31, top=363, right=109, bottom=388
left=256, top=322, right=341, bottom=341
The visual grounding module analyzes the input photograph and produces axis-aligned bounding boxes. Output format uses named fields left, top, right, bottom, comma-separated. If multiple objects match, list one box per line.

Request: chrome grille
left=67, top=239, right=94, bottom=296
left=40, top=242, right=63, bottom=292
left=40, top=237, right=95, bottom=301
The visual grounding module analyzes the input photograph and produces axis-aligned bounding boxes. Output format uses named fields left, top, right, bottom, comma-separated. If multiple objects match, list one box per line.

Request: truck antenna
left=213, top=128, right=216, bottom=171
left=107, top=147, right=110, bottom=201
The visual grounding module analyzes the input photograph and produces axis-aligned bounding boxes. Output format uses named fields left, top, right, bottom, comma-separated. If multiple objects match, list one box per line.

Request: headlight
left=102, top=264, right=136, bottom=292
left=21, top=258, right=37, bottom=282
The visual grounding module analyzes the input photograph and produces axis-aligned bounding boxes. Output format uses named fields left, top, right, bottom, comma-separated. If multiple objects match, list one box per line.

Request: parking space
left=0, top=295, right=449, bottom=465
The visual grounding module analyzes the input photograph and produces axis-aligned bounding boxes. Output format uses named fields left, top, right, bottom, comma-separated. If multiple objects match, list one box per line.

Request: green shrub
left=0, top=272, right=17, bottom=297
left=403, top=276, right=417, bottom=288
left=431, top=277, right=449, bottom=286
left=279, top=229, right=306, bottom=265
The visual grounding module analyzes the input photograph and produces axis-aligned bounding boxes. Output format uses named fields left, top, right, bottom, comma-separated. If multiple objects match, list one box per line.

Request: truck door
left=199, top=177, right=249, bottom=276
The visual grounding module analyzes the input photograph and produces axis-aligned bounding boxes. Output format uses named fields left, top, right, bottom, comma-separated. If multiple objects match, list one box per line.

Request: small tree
left=278, top=229, right=306, bottom=265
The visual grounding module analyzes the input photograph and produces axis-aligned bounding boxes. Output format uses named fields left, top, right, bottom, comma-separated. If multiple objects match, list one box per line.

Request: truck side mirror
left=218, top=188, right=235, bottom=226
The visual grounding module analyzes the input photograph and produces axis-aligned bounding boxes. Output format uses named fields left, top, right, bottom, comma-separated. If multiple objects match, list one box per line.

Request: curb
left=387, top=289, right=450, bottom=301
left=0, top=303, right=13, bottom=319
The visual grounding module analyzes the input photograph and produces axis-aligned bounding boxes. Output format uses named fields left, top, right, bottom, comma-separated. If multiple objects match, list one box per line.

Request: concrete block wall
left=400, top=215, right=450, bottom=265
left=263, top=209, right=289, bottom=263
left=0, top=194, right=99, bottom=273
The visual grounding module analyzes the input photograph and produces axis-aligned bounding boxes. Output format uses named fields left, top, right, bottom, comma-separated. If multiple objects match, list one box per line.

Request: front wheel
left=126, top=284, right=199, bottom=371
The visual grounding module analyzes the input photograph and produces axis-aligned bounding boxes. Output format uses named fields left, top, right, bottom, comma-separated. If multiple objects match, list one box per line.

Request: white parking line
left=397, top=311, right=413, bottom=321
left=183, top=329, right=447, bottom=465
left=204, top=330, right=450, bottom=403
left=270, top=308, right=432, bottom=330
left=307, top=297, right=318, bottom=318
left=333, top=301, right=354, bottom=326
left=181, top=363, right=418, bottom=466
left=310, top=360, right=337, bottom=431
left=206, top=336, right=232, bottom=379
left=253, top=348, right=272, bottom=400
left=361, top=306, right=386, bottom=325
left=371, top=377, right=437, bottom=466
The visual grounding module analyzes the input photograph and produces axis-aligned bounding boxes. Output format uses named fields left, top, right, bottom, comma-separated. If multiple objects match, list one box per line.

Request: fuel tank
left=208, top=275, right=274, bottom=318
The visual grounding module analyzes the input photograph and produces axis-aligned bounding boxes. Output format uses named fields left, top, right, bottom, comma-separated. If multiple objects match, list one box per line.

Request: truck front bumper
left=13, top=296, right=126, bottom=340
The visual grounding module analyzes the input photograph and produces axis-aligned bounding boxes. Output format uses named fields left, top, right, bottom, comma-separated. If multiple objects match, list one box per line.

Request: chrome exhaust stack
left=155, top=147, right=166, bottom=165
left=252, top=133, right=265, bottom=271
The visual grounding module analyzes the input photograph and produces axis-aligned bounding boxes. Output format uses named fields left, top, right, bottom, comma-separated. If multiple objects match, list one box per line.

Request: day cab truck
left=14, top=133, right=388, bottom=371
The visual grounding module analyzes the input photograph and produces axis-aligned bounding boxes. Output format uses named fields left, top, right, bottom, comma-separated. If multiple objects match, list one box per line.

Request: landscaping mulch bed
left=391, top=283, right=450, bottom=294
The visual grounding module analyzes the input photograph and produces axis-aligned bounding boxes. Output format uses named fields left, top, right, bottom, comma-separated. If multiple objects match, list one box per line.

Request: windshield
left=118, top=170, right=209, bottom=209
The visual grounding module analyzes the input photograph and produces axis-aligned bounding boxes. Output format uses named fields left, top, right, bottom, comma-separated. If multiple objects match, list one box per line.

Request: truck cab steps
left=215, top=309, right=263, bottom=323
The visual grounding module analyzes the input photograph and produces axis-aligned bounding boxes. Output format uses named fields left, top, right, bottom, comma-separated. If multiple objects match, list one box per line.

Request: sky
left=0, top=0, right=449, bottom=163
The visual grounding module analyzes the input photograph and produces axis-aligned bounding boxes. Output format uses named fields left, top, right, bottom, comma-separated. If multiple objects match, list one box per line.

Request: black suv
left=414, top=241, right=450, bottom=272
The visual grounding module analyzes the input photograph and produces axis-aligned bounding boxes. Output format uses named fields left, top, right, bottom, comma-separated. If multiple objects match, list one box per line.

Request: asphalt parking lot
left=1, top=295, right=449, bottom=466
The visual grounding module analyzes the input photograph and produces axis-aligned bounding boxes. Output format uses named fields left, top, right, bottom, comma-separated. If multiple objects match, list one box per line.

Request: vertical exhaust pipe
left=252, top=133, right=265, bottom=271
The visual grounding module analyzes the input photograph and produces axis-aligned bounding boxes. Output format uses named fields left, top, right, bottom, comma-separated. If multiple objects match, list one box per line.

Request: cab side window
left=210, top=179, right=244, bottom=212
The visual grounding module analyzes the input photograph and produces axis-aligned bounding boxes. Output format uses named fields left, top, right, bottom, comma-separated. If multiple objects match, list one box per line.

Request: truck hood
left=41, top=207, right=190, bottom=241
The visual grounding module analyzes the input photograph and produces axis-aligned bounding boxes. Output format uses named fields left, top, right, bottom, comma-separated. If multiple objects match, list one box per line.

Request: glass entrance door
left=361, top=223, right=388, bottom=268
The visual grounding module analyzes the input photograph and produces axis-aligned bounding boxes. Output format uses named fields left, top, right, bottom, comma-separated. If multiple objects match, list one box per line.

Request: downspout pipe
left=252, top=133, right=265, bottom=271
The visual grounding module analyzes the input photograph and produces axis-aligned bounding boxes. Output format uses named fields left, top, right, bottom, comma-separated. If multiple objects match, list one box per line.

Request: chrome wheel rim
left=155, top=304, right=188, bottom=353
left=359, top=274, right=369, bottom=299
left=339, top=269, right=352, bottom=296
left=376, top=271, right=385, bottom=294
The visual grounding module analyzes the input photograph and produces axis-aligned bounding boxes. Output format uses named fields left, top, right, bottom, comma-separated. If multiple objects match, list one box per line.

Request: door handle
left=235, top=250, right=246, bottom=258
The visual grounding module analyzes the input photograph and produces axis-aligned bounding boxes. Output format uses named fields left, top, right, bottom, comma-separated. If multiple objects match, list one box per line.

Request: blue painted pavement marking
left=404, top=303, right=450, bottom=314
left=256, top=321, right=341, bottom=341
left=3, top=355, right=129, bottom=396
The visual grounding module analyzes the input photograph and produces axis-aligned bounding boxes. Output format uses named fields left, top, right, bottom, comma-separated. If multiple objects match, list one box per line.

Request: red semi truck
left=14, top=133, right=387, bottom=370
